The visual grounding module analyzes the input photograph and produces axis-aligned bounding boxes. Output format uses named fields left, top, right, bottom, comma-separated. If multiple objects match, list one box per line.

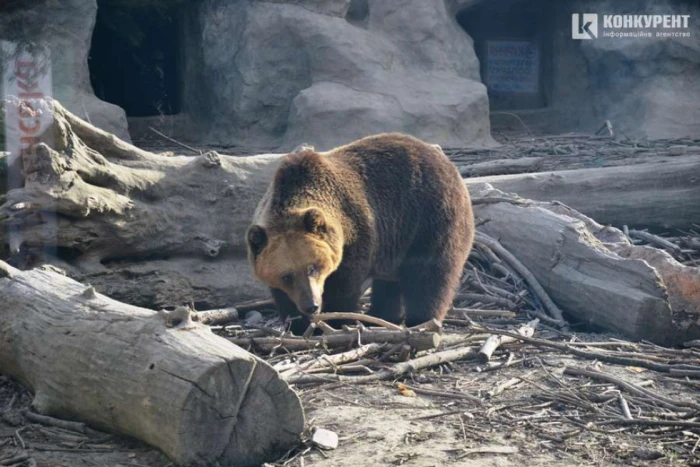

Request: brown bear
left=247, top=133, right=474, bottom=334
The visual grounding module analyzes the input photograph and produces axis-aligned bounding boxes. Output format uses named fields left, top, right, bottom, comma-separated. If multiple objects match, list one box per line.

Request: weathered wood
left=229, top=327, right=441, bottom=352
left=469, top=184, right=700, bottom=345
left=194, top=307, right=240, bottom=325
left=467, top=156, right=700, bottom=230
left=1, top=99, right=284, bottom=309
left=0, top=261, right=304, bottom=467
left=459, top=157, right=543, bottom=177
left=477, top=319, right=538, bottom=363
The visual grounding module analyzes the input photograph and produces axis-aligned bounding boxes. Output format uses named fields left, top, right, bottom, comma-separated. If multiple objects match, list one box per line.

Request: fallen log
left=1, top=99, right=282, bottom=309
left=467, top=156, right=700, bottom=230
left=0, top=261, right=304, bottom=467
left=458, top=157, right=543, bottom=177
left=470, top=184, right=700, bottom=345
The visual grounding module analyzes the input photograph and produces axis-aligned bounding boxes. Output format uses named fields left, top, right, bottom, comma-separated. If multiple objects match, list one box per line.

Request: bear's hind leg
left=399, top=257, right=464, bottom=328
left=367, top=279, right=403, bottom=324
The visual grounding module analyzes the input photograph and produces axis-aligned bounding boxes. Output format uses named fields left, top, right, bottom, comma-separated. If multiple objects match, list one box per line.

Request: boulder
left=186, top=0, right=493, bottom=150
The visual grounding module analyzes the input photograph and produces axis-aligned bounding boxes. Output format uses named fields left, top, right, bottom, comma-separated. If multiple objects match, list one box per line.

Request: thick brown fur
left=247, top=133, right=474, bottom=334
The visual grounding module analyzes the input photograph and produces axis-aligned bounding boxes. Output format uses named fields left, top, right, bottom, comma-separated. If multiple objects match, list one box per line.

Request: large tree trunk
left=0, top=260, right=304, bottom=467
left=467, top=157, right=700, bottom=231
left=470, top=183, right=700, bottom=345
left=1, top=99, right=284, bottom=309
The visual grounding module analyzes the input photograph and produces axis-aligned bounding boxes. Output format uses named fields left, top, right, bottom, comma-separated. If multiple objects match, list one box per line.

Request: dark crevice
left=346, top=0, right=369, bottom=27
left=89, top=1, right=183, bottom=117
left=99, top=253, right=172, bottom=266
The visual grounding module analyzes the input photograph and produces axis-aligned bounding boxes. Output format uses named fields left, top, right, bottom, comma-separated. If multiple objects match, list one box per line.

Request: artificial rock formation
left=184, top=0, right=493, bottom=150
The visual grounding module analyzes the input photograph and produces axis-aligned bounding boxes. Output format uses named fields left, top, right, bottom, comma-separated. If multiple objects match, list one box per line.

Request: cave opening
left=89, top=1, right=183, bottom=117
left=457, top=0, right=552, bottom=111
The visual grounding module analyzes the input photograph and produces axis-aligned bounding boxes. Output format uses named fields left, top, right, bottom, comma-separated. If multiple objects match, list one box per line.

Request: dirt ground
left=3, top=322, right=699, bottom=467
left=291, top=341, right=700, bottom=467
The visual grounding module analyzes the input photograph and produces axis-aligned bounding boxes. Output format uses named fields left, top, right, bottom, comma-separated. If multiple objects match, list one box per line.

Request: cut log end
left=0, top=261, right=305, bottom=467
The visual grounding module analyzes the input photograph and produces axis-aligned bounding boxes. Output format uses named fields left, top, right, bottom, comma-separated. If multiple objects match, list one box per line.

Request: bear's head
left=247, top=207, right=343, bottom=315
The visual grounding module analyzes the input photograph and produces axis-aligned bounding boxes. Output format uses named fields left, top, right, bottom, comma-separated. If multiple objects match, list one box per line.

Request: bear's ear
left=303, top=208, right=328, bottom=236
left=247, top=225, right=268, bottom=257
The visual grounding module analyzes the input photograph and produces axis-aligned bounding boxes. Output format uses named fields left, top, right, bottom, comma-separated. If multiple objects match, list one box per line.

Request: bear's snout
left=302, top=301, right=319, bottom=315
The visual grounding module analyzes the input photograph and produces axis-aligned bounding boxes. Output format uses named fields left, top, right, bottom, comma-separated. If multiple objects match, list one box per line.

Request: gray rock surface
left=554, top=0, right=700, bottom=139
left=0, top=0, right=129, bottom=141
left=185, top=0, right=493, bottom=150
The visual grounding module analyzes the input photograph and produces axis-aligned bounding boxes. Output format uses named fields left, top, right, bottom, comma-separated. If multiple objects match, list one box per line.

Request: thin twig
left=470, top=324, right=700, bottom=375
left=563, top=366, right=700, bottom=411
left=148, top=126, right=202, bottom=154
left=312, top=312, right=403, bottom=331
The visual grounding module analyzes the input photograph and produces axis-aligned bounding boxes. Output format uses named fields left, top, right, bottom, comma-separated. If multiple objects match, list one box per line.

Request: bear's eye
left=308, top=264, right=319, bottom=278
left=281, top=274, right=293, bottom=286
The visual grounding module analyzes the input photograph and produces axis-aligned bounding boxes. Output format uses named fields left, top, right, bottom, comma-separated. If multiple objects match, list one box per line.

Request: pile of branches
left=213, top=229, right=570, bottom=363
left=623, top=225, right=700, bottom=267
left=197, top=225, right=700, bottom=463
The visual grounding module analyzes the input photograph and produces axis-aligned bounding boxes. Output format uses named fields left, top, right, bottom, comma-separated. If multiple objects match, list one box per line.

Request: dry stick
left=193, top=307, right=239, bottom=326
left=470, top=324, right=700, bottom=375
left=378, top=342, right=405, bottom=362
left=478, top=319, right=539, bottom=364
left=280, top=343, right=384, bottom=381
left=443, top=318, right=474, bottom=328
left=453, top=293, right=518, bottom=309
left=23, top=411, right=103, bottom=436
left=229, top=327, right=440, bottom=352
left=563, top=367, right=700, bottom=412
left=312, top=312, right=403, bottom=331
left=474, top=232, right=567, bottom=327
left=669, top=369, right=700, bottom=378
left=148, top=126, right=202, bottom=154
left=0, top=452, right=30, bottom=466
left=467, top=274, right=521, bottom=302
left=451, top=308, right=517, bottom=319
left=233, top=298, right=276, bottom=313
left=601, top=419, right=700, bottom=429
left=628, top=229, right=683, bottom=254
left=289, top=345, right=479, bottom=385
left=618, top=394, right=633, bottom=420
